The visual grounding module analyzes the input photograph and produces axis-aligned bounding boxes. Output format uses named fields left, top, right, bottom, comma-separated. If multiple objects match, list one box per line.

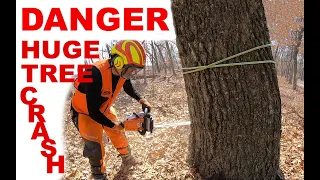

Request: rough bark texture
left=171, top=0, right=283, bottom=179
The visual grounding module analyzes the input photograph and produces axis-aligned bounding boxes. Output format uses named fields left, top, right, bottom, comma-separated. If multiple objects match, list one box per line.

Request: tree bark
left=171, top=0, right=283, bottom=179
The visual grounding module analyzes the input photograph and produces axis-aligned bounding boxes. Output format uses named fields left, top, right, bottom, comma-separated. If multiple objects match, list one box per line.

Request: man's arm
left=85, top=66, right=115, bottom=128
left=123, top=79, right=143, bottom=101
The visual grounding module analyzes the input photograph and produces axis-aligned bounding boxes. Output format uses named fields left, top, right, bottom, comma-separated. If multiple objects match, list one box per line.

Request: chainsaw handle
left=138, top=108, right=150, bottom=136
left=144, top=107, right=150, bottom=114
left=138, top=129, right=146, bottom=135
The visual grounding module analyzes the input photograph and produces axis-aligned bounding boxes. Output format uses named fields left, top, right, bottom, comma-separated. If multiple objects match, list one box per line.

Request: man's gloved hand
left=139, top=98, right=152, bottom=112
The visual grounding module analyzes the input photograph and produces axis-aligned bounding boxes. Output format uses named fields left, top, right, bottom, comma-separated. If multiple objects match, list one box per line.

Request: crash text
left=20, top=87, right=64, bottom=173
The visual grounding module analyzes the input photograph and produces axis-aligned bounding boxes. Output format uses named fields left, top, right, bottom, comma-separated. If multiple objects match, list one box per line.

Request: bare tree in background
left=142, top=41, right=150, bottom=84
left=290, top=24, right=304, bottom=90
left=151, top=41, right=161, bottom=73
left=172, top=0, right=284, bottom=179
left=165, top=40, right=177, bottom=76
left=155, top=42, right=168, bottom=75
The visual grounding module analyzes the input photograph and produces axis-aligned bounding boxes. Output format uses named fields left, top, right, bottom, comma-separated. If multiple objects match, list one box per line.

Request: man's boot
left=119, top=150, right=141, bottom=171
left=90, top=165, right=107, bottom=180
left=121, top=154, right=138, bottom=168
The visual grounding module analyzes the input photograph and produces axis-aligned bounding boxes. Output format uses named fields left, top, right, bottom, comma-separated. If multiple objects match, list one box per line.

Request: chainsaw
left=120, top=108, right=154, bottom=135
left=119, top=108, right=193, bottom=135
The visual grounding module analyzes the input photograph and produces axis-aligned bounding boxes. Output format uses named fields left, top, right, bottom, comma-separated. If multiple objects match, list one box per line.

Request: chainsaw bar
left=154, top=121, right=191, bottom=129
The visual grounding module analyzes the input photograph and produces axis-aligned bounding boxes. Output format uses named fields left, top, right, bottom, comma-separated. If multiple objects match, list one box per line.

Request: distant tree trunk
left=105, top=43, right=111, bottom=58
left=288, top=47, right=294, bottom=84
left=284, top=47, right=292, bottom=82
left=143, top=64, right=147, bottom=84
left=165, top=40, right=177, bottom=76
left=291, top=28, right=304, bottom=90
left=155, top=43, right=167, bottom=75
left=275, top=48, right=279, bottom=73
left=274, top=45, right=279, bottom=60
left=151, top=57, right=155, bottom=80
left=151, top=41, right=161, bottom=73
left=298, top=54, right=304, bottom=81
left=277, top=47, right=285, bottom=77
left=100, top=47, right=106, bottom=59
left=172, top=0, right=284, bottom=179
left=170, top=43, right=177, bottom=67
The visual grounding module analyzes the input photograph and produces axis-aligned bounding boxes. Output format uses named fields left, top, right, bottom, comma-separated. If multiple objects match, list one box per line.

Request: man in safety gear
left=70, top=40, right=152, bottom=180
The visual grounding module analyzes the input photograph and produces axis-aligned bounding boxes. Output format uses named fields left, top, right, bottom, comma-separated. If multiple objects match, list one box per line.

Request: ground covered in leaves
left=62, top=75, right=304, bottom=180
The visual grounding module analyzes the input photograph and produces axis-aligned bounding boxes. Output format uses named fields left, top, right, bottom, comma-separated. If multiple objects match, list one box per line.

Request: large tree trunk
left=171, top=0, right=283, bottom=179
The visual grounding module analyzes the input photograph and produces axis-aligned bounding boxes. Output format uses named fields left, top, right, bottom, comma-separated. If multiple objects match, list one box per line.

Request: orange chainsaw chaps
left=122, top=116, right=144, bottom=131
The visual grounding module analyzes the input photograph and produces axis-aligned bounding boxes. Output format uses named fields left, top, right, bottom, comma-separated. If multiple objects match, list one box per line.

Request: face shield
left=120, top=64, right=143, bottom=79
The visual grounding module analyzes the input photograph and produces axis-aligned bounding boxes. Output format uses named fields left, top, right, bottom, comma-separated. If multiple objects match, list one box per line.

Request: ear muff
left=113, top=55, right=124, bottom=70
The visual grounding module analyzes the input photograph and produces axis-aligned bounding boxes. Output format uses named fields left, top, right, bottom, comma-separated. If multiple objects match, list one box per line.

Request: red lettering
left=22, top=8, right=169, bottom=31
left=44, top=8, right=67, bottom=31
left=22, top=8, right=43, bottom=30
left=97, top=8, right=119, bottom=31
left=84, top=41, right=99, bottom=58
left=21, top=64, right=93, bottom=82
left=78, top=65, right=93, bottom=82
left=20, top=86, right=37, bottom=105
left=124, top=8, right=143, bottom=30
left=43, top=41, right=60, bottom=58
left=70, top=8, right=93, bottom=30
left=147, top=8, right=169, bottom=31
left=22, top=41, right=39, bottom=59
left=23, top=41, right=99, bottom=59
left=29, top=104, right=46, bottom=122
left=60, top=64, right=75, bottom=82
left=41, top=139, right=57, bottom=157
left=21, top=64, right=38, bottom=82
left=41, top=65, right=57, bottom=82
left=63, top=41, right=81, bottom=59
left=47, top=155, right=64, bottom=173
left=31, top=122, right=49, bottom=140
left=20, top=86, right=45, bottom=122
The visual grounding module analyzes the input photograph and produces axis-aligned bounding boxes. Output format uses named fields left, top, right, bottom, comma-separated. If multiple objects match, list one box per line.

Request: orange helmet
left=111, top=40, right=146, bottom=70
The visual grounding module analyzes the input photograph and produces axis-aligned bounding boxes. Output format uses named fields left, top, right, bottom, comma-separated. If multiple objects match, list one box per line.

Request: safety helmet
left=111, top=40, right=146, bottom=70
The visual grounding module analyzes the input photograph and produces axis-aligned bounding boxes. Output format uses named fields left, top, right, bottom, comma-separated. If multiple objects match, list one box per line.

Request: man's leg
left=103, top=106, right=141, bottom=171
left=103, top=106, right=130, bottom=156
left=78, top=114, right=106, bottom=179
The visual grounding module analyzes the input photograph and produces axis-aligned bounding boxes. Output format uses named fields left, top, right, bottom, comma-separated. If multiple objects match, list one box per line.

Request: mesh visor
left=121, top=65, right=143, bottom=79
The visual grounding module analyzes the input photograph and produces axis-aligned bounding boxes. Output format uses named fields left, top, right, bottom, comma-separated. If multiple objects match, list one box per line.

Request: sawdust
left=62, top=75, right=304, bottom=180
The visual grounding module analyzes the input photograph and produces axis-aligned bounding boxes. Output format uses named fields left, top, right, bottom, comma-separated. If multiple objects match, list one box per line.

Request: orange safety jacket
left=72, top=60, right=126, bottom=118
